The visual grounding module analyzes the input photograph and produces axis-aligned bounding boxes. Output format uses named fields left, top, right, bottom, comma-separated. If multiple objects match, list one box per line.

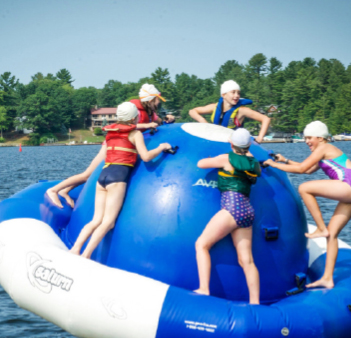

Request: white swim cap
left=303, top=121, right=329, bottom=138
left=116, top=102, right=138, bottom=121
left=230, top=128, right=251, bottom=148
left=139, top=83, right=166, bottom=102
left=221, top=80, right=241, bottom=95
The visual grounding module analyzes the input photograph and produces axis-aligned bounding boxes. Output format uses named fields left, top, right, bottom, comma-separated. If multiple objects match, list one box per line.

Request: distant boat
left=263, top=133, right=292, bottom=143
left=292, top=134, right=304, bottom=143
left=334, top=135, right=345, bottom=141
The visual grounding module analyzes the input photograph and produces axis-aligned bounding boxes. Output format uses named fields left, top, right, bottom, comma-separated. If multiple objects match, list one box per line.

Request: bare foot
left=46, top=189, right=63, bottom=208
left=305, top=228, right=329, bottom=239
left=69, top=247, right=81, bottom=256
left=81, top=252, right=92, bottom=260
left=59, top=191, right=75, bottom=208
left=193, top=289, right=209, bottom=295
left=306, top=278, right=334, bottom=289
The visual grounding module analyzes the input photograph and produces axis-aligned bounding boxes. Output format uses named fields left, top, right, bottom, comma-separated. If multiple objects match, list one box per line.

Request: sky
left=1, top=0, right=351, bottom=89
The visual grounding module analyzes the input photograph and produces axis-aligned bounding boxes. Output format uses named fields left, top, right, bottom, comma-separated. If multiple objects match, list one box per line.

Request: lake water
left=0, top=142, right=351, bottom=337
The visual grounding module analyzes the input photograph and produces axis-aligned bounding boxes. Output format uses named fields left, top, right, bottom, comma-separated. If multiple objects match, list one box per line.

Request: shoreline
left=1, top=139, right=351, bottom=147
left=0, top=143, right=102, bottom=147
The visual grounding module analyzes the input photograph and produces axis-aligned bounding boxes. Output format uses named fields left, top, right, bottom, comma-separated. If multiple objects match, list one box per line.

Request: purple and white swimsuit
left=318, top=153, right=351, bottom=186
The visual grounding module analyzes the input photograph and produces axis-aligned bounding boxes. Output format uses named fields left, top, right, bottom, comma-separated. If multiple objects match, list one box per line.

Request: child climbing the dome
left=46, top=83, right=174, bottom=209
left=70, top=102, right=171, bottom=259
left=263, top=121, right=351, bottom=289
left=194, top=128, right=261, bottom=304
left=46, top=144, right=107, bottom=209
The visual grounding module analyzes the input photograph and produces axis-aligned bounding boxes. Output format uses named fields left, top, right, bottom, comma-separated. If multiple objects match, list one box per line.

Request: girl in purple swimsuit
left=195, top=128, right=261, bottom=304
left=264, top=121, right=351, bottom=289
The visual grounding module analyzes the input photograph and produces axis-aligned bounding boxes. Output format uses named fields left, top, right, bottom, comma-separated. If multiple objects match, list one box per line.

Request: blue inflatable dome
left=2, top=123, right=351, bottom=338
left=59, top=122, right=308, bottom=303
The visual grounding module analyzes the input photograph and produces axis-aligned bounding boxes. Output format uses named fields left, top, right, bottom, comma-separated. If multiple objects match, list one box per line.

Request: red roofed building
left=89, top=107, right=117, bottom=129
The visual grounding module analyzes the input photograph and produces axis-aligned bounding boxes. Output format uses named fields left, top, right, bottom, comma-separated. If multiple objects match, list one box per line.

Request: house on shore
left=88, top=107, right=117, bottom=130
left=265, top=105, right=280, bottom=116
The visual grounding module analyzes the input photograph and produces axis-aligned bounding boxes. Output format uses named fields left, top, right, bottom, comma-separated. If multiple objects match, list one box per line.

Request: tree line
left=0, top=53, right=351, bottom=144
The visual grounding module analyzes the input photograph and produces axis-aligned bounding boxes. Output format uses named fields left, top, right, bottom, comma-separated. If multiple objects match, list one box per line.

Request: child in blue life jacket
left=188, top=80, right=270, bottom=143
left=194, top=128, right=261, bottom=304
left=70, top=102, right=171, bottom=259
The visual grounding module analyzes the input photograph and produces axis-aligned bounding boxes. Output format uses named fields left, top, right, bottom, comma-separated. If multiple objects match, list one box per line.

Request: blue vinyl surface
left=1, top=124, right=350, bottom=337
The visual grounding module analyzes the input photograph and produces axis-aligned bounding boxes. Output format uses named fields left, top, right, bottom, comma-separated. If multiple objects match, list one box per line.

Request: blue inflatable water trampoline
left=0, top=123, right=350, bottom=338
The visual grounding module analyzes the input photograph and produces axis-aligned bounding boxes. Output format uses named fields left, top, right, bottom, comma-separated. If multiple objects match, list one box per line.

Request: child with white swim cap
left=264, top=120, right=351, bottom=289
left=195, top=128, right=261, bottom=304
left=70, top=102, right=171, bottom=259
left=188, top=80, right=270, bottom=143
left=46, top=90, right=174, bottom=208
left=130, top=83, right=175, bottom=132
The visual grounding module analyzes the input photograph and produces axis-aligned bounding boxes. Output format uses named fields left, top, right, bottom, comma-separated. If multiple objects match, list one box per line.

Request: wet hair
left=233, top=145, right=249, bottom=155
left=141, top=99, right=156, bottom=117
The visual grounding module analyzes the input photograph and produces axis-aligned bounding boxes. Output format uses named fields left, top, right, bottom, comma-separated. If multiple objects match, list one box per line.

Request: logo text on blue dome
left=193, top=179, right=218, bottom=189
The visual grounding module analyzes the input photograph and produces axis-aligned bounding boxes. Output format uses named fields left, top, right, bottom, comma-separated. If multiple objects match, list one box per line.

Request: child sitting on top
left=195, top=128, right=261, bottom=304
left=70, top=102, right=171, bottom=259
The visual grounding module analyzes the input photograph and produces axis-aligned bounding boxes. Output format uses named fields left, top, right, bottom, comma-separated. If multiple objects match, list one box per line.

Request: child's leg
left=81, top=182, right=127, bottom=259
left=231, top=227, right=260, bottom=304
left=194, top=209, right=237, bottom=295
left=58, top=187, right=75, bottom=208
left=47, top=145, right=106, bottom=208
left=70, top=183, right=107, bottom=255
left=299, top=180, right=351, bottom=239
left=306, top=201, right=351, bottom=289
left=47, top=172, right=94, bottom=208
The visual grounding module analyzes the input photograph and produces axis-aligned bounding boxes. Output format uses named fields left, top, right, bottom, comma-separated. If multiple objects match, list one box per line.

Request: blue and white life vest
left=211, top=97, right=253, bottom=129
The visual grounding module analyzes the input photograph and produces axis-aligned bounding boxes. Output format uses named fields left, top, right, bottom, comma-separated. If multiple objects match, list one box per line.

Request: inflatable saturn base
left=1, top=123, right=351, bottom=338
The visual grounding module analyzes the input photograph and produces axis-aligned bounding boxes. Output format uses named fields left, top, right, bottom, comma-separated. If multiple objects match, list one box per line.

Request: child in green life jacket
left=194, top=128, right=261, bottom=304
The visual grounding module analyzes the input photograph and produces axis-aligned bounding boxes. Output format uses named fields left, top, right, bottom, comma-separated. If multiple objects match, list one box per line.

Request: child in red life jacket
left=70, top=102, right=171, bottom=259
left=130, top=83, right=175, bottom=132
left=46, top=84, right=173, bottom=208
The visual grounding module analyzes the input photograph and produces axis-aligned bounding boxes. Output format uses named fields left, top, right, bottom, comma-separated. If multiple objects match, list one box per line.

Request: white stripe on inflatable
left=0, top=219, right=169, bottom=338
left=181, top=123, right=233, bottom=143
left=307, top=224, right=351, bottom=267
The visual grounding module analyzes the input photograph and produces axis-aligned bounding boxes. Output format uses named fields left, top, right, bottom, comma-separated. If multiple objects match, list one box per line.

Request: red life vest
left=130, top=99, right=156, bottom=132
left=103, top=123, right=137, bottom=167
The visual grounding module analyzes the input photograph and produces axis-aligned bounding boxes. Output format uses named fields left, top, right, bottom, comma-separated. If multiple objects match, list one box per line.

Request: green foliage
left=23, top=132, right=40, bottom=146
left=102, top=119, right=108, bottom=136
left=56, top=69, right=74, bottom=85
left=0, top=105, right=9, bottom=138
left=125, top=95, right=139, bottom=102
left=39, top=133, right=58, bottom=144
left=0, top=137, right=5, bottom=143
left=1, top=56, right=351, bottom=137
left=94, top=127, right=103, bottom=136
left=17, top=79, right=74, bottom=134
left=61, top=124, right=68, bottom=135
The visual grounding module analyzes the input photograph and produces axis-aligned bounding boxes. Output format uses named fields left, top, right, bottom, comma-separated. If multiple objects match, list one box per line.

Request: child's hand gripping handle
left=164, top=146, right=179, bottom=155
left=260, top=152, right=278, bottom=168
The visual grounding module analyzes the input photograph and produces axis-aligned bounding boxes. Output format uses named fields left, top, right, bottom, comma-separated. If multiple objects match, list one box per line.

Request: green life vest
left=217, top=152, right=261, bottom=196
